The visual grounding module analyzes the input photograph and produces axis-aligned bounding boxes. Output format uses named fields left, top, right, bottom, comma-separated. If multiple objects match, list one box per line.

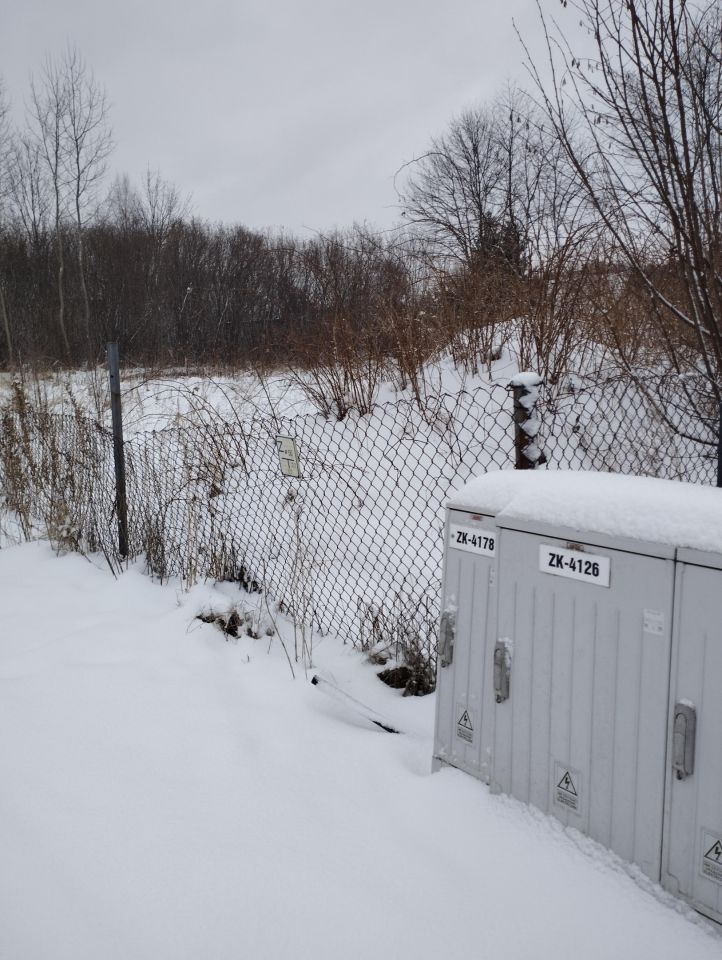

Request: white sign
left=276, top=435, right=301, bottom=478
left=456, top=704, right=476, bottom=745
left=449, top=523, right=496, bottom=557
left=554, top=762, right=581, bottom=814
left=539, top=544, right=610, bottom=587
left=701, top=830, right=722, bottom=885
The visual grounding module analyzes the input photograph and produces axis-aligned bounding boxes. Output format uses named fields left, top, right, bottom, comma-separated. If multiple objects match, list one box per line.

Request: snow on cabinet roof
left=448, top=469, right=722, bottom=555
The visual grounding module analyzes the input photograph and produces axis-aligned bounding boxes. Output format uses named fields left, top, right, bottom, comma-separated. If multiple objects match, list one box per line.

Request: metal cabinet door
left=662, top=557, right=722, bottom=923
left=433, top=509, right=498, bottom=782
left=492, top=527, right=675, bottom=880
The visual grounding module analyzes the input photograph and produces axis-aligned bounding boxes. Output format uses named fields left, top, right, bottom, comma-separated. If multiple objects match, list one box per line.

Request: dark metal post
left=107, top=341, right=129, bottom=558
left=717, top=400, right=722, bottom=488
left=509, top=372, right=546, bottom=470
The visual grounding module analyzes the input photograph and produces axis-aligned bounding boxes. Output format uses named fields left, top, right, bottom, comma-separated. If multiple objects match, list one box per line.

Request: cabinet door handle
left=672, top=702, right=696, bottom=780
left=438, top=611, right=455, bottom=668
left=494, top=640, right=512, bottom=703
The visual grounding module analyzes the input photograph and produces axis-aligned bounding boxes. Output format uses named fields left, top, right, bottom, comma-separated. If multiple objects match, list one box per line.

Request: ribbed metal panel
left=433, top=509, right=498, bottom=782
left=663, top=558, right=722, bottom=923
left=433, top=487, right=722, bottom=925
left=492, top=527, right=675, bottom=881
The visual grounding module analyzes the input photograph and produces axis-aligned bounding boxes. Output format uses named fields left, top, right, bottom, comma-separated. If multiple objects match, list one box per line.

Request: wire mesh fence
left=540, top=372, right=718, bottom=484
left=0, top=370, right=719, bottom=691
left=0, top=405, right=119, bottom=556
left=123, top=384, right=515, bottom=689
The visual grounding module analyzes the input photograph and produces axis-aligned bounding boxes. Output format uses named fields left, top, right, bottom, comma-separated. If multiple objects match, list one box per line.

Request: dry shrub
left=286, top=313, right=386, bottom=420
left=358, top=592, right=437, bottom=696
left=435, top=263, right=513, bottom=377
left=0, top=382, right=112, bottom=559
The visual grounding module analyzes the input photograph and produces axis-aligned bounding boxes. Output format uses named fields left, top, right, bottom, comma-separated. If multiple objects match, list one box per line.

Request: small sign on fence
left=276, top=435, right=301, bottom=478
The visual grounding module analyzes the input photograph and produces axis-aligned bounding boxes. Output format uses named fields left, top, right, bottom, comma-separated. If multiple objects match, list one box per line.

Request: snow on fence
left=0, top=373, right=718, bottom=691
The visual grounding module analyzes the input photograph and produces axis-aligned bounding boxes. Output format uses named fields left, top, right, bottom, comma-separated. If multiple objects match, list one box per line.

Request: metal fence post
left=509, top=372, right=546, bottom=469
left=107, top=341, right=129, bottom=558
left=717, top=400, right=722, bottom=488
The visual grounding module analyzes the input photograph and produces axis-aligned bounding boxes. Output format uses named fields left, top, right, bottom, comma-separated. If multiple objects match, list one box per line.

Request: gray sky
left=1, top=0, right=554, bottom=235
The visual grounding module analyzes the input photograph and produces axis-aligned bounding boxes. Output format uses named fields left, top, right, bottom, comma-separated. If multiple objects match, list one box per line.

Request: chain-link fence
left=1, top=371, right=719, bottom=692
left=540, top=373, right=718, bottom=483
left=0, top=406, right=118, bottom=556
left=123, top=383, right=515, bottom=689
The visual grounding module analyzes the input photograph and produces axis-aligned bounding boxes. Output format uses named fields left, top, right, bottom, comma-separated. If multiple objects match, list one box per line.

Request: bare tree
left=397, top=101, right=524, bottom=271
left=7, top=134, right=51, bottom=250
left=523, top=0, right=722, bottom=421
left=0, top=79, right=9, bottom=199
left=137, top=169, right=188, bottom=268
left=30, top=55, right=71, bottom=357
left=507, top=89, right=604, bottom=385
left=105, top=173, right=140, bottom=232
left=402, top=86, right=600, bottom=381
left=29, top=47, right=112, bottom=358
left=61, top=46, right=112, bottom=344
left=107, top=169, right=188, bottom=279
left=0, top=78, right=13, bottom=364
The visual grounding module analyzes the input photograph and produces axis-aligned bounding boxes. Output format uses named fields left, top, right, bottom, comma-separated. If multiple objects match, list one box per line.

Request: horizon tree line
left=0, top=2, right=720, bottom=438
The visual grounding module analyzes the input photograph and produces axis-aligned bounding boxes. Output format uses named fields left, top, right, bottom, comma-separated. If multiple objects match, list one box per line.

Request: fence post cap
left=508, top=371, right=544, bottom=389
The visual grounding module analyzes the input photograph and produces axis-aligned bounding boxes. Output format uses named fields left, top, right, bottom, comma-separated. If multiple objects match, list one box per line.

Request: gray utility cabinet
left=433, top=471, right=722, bottom=924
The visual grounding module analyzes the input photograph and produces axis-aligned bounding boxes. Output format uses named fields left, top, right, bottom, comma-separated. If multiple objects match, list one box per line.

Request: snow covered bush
left=358, top=591, right=437, bottom=696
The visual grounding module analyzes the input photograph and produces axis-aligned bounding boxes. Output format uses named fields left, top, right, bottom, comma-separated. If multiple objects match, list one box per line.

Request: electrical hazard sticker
left=554, top=762, right=581, bottom=814
left=701, top=831, right=722, bottom=885
left=456, top=705, right=476, bottom=745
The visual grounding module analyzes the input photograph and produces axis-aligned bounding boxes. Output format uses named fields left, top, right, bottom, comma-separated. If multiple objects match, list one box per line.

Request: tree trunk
left=0, top=280, right=13, bottom=367
left=76, top=221, right=91, bottom=348
left=55, top=210, right=69, bottom=359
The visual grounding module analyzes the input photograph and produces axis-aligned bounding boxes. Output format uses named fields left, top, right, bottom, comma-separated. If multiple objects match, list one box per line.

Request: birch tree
left=30, top=56, right=70, bottom=357
left=62, top=46, right=112, bottom=345
left=30, top=47, right=112, bottom=358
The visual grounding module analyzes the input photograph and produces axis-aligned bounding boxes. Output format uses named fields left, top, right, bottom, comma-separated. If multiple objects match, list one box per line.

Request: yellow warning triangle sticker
left=704, top=840, right=722, bottom=863
left=457, top=710, right=473, bottom=731
left=557, top=771, right=578, bottom=796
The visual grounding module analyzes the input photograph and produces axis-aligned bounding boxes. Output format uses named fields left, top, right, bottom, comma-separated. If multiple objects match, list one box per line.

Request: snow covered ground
left=1, top=541, right=720, bottom=959
left=0, top=349, right=522, bottom=433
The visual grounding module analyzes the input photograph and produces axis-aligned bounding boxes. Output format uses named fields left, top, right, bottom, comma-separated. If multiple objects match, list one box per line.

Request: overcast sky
left=1, top=0, right=556, bottom=235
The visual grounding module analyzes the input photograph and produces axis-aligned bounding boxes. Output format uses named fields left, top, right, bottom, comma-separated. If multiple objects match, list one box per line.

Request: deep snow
left=1, top=542, right=720, bottom=959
